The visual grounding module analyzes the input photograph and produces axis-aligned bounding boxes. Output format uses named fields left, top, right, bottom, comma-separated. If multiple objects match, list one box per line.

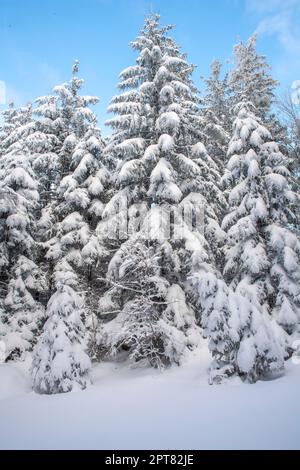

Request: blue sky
left=0, top=0, right=299, bottom=130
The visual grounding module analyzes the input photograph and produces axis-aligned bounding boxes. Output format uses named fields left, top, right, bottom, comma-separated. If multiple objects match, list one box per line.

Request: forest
left=0, top=13, right=299, bottom=395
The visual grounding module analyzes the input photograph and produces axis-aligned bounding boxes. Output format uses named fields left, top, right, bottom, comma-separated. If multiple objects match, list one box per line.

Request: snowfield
left=0, top=347, right=300, bottom=450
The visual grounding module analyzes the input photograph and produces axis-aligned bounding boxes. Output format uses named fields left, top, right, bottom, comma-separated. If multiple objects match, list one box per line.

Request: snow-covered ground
left=0, top=347, right=300, bottom=450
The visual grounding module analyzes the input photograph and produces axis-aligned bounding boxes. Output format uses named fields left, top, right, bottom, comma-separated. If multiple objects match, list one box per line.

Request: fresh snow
left=0, top=350, right=300, bottom=450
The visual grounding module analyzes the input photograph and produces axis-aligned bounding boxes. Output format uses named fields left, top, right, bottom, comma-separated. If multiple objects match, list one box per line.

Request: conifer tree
left=0, top=102, right=18, bottom=155
left=30, top=93, right=63, bottom=240
left=229, top=35, right=277, bottom=121
left=3, top=256, right=47, bottom=360
left=0, top=104, right=46, bottom=360
left=262, top=142, right=300, bottom=338
left=277, top=93, right=300, bottom=236
left=222, top=100, right=298, bottom=381
left=201, top=60, right=230, bottom=168
left=42, top=61, right=108, bottom=300
left=32, top=62, right=108, bottom=382
left=31, top=261, right=91, bottom=394
left=98, top=15, right=228, bottom=368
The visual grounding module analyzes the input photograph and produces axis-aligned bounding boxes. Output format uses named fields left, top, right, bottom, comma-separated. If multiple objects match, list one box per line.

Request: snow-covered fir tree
left=200, top=60, right=230, bottom=169
left=0, top=102, right=18, bottom=155
left=100, top=237, right=198, bottom=368
left=222, top=100, right=299, bottom=381
left=3, top=256, right=47, bottom=360
left=97, top=14, right=228, bottom=369
left=0, top=103, right=33, bottom=156
left=1, top=13, right=298, bottom=388
left=37, top=62, right=109, bottom=365
left=37, top=63, right=105, bottom=285
left=229, top=35, right=277, bottom=121
left=229, top=34, right=288, bottom=149
left=229, top=34, right=288, bottom=153
left=261, top=143, right=300, bottom=339
left=31, top=261, right=91, bottom=394
left=30, top=93, right=63, bottom=238
left=277, top=93, right=300, bottom=236
left=0, top=104, right=46, bottom=360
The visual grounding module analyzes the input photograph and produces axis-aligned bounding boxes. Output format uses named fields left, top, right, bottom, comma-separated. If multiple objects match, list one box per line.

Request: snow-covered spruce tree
left=68, top=112, right=109, bottom=357
left=31, top=261, right=91, bottom=394
left=3, top=256, right=47, bottom=360
left=0, top=103, right=33, bottom=156
left=261, top=144, right=300, bottom=339
left=222, top=100, right=298, bottom=381
left=98, top=14, right=229, bottom=370
left=29, top=93, right=64, bottom=244
left=277, top=93, right=300, bottom=236
left=229, top=35, right=277, bottom=121
left=0, top=104, right=46, bottom=360
left=229, top=34, right=288, bottom=149
left=38, top=62, right=109, bottom=365
left=44, top=61, right=107, bottom=277
left=200, top=60, right=230, bottom=169
left=1, top=97, right=61, bottom=245
left=100, top=237, right=198, bottom=368
left=0, top=102, right=18, bottom=156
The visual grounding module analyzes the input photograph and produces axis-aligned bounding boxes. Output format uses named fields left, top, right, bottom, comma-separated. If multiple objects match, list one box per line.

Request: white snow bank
left=0, top=348, right=299, bottom=449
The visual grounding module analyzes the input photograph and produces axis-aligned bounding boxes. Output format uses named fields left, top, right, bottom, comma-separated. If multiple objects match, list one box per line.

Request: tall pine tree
left=200, top=60, right=230, bottom=169
left=32, top=62, right=108, bottom=391
left=222, top=100, right=298, bottom=381
left=0, top=104, right=46, bottom=360
left=229, top=35, right=277, bottom=121
left=98, top=15, right=229, bottom=369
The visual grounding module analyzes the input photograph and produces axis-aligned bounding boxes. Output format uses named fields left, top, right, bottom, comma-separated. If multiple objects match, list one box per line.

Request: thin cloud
left=246, top=0, right=300, bottom=56
left=246, top=0, right=298, bottom=14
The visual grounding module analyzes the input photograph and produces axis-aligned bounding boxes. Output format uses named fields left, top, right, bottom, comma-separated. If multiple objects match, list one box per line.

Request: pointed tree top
left=144, top=12, right=160, bottom=29
left=72, top=60, right=80, bottom=76
left=210, top=59, right=222, bottom=77
left=247, top=33, right=258, bottom=48
left=142, top=13, right=174, bottom=37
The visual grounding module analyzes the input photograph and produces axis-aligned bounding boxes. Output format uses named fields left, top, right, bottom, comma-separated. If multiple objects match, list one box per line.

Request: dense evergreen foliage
left=0, top=15, right=299, bottom=393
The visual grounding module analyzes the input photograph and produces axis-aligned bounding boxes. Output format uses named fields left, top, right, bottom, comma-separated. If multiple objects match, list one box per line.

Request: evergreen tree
left=30, top=93, right=63, bottom=241
left=0, top=104, right=46, bottom=360
left=261, top=141, right=300, bottom=338
left=229, top=35, right=277, bottom=121
left=189, top=249, right=239, bottom=383
left=222, top=100, right=298, bottom=381
left=200, top=60, right=230, bottom=168
left=98, top=14, right=227, bottom=368
left=277, top=93, right=300, bottom=236
left=31, top=62, right=110, bottom=367
left=3, top=256, right=46, bottom=360
left=42, top=61, right=108, bottom=301
left=100, top=237, right=198, bottom=367
left=31, top=261, right=91, bottom=394
left=0, top=102, right=18, bottom=155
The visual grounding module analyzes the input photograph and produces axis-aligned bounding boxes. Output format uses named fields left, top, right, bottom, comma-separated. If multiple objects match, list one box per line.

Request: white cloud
left=256, top=14, right=300, bottom=55
left=246, top=0, right=300, bottom=56
left=246, top=0, right=298, bottom=13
